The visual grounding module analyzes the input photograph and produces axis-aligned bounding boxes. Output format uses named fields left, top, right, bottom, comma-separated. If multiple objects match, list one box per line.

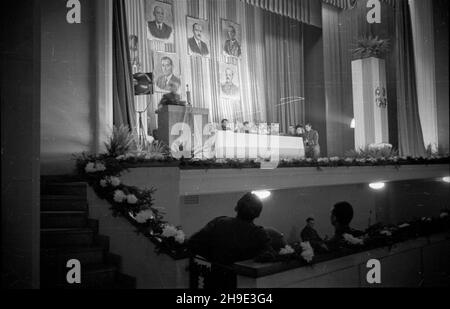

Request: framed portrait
left=186, top=16, right=210, bottom=58
left=221, top=19, right=242, bottom=58
left=145, top=0, right=175, bottom=45
left=153, top=52, right=181, bottom=93
left=219, top=63, right=240, bottom=99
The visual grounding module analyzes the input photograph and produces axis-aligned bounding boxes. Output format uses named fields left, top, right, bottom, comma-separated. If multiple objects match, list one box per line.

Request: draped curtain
left=323, top=0, right=396, bottom=9
left=409, top=0, right=438, bottom=151
left=241, top=0, right=321, bottom=25
left=395, top=0, right=426, bottom=157
left=264, top=12, right=305, bottom=132
left=113, top=0, right=137, bottom=131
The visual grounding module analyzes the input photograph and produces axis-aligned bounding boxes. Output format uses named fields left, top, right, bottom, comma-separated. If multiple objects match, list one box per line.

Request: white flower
left=398, top=223, right=410, bottom=229
left=175, top=230, right=186, bottom=244
left=116, top=155, right=125, bottom=161
left=380, top=230, right=392, bottom=237
left=345, top=158, right=354, bottom=163
left=85, top=162, right=96, bottom=173
left=300, top=242, right=314, bottom=263
left=161, top=225, right=179, bottom=238
left=134, top=209, right=154, bottom=224
left=147, top=136, right=155, bottom=144
left=100, top=179, right=108, bottom=188
left=126, top=194, right=138, bottom=205
left=279, top=245, right=295, bottom=256
left=330, top=157, right=340, bottom=162
left=95, top=163, right=106, bottom=171
left=113, top=190, right=126, bottom=203
left=343, top=233, right=364, bottom=245
left=317, top=158, right=329, bottom=163
left=306, top=158, right=313, bottom=163
left=109, top=176, right=121, bottom=187
left=440, top=212, right=449, bottom=219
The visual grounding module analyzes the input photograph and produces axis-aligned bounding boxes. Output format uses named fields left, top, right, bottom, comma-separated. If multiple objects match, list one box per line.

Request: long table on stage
left=213, top=131, right=305, bottom=160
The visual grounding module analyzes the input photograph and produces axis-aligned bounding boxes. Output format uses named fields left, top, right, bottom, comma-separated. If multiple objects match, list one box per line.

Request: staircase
left=40, top=177, right=136, bottom=289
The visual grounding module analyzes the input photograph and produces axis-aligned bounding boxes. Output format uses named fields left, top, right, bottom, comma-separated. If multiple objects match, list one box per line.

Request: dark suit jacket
left=188, top=37, right=209, bottom=56
left=148, top=21, right=172, bottom=40
left=159, top=92, right=181, bottom=106
left=188, top=216, right=272, bottom=265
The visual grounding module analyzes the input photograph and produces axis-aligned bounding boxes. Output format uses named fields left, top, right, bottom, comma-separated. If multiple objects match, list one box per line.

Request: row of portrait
left=152, top=52, right=240, bottom=99
left=146, top=0, right=242, bottom=58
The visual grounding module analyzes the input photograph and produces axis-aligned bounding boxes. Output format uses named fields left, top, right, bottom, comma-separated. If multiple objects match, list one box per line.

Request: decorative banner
left=186, top=16, right=211, bottom=58
left=153, top=52, right=181, bottom=93
left=221, top=19, right=242, bottom=59
left=145, top=0, right=175, bottom=47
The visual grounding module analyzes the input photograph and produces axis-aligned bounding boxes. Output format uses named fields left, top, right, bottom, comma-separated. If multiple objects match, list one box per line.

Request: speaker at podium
left=157, top=105, right=210, bottom=159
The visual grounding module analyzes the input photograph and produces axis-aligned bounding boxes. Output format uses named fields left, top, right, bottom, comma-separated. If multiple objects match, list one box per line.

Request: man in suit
left=188, top=193, right=275, bottom=288
left=221, top=68, right=239, bottom=97
left=224, top=25, right=241, bottom=57
left=301, top=217, right=329, bottom=253
left=156, top=56, right=181, bottom=91
left=188, top=23, right=209, bottom=56
left=303, top=123, right=321, bottom=158
left=148, top=6, right=172, bottom=40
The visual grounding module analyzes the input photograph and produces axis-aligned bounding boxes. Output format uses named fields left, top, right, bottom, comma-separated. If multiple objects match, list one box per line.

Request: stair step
left=41, top=246, right=105, bottom=266
left=41, top=182, right=87, bottom=196
left=41, top=228, right=94, bottom=248
left=41, top=263, right=118, bottom=289
left=41, top=195, right=87, bottom=211
left=41, top=211, right=88, bottom=229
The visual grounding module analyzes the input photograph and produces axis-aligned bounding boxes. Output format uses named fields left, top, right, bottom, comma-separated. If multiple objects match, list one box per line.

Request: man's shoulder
left=171, top=75, right=181, bottom=84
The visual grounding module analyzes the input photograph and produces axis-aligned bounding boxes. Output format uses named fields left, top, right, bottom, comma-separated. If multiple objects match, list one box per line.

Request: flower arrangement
left=351, top=36, right=391, bottom=60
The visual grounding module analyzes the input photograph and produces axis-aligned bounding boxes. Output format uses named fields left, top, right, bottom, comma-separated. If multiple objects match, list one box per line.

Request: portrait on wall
left=153, top=52, right=181, bottom=93
left=219, top=63, right=240, bottom=99
left=186, top=16, right=210, bottom=57
left=221, top=19, right=242, bottom=58
left=145, top=0, right=174, bottom=44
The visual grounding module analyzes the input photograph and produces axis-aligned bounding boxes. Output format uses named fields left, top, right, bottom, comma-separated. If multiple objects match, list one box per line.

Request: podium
left=157, top=105, right=209, bottom=158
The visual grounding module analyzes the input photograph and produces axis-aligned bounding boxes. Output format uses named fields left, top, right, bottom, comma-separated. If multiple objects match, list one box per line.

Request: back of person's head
left=331, top=202, right=354, bottom=226
left=265, top=227, right=287, bottom=252
left=235, top=192, right=263, bottom=222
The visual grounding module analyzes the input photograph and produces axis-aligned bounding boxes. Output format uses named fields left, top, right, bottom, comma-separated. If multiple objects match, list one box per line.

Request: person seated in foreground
left=188, top=192, right=275, bottom=266
left=158, top=80, right=184, bottom=108
left=325, top=202, right=364, bottom=251
left=300, top=217, right=329, bottom=253
left=295, top=125, right=305, bottom=137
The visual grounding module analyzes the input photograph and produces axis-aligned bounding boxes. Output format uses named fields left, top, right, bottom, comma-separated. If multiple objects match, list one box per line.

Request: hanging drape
left=241, top=0, right=321, bottom=26
left=113, top=0, right=136, bottom=130
left=409, top=0, right=438, bottom=151
left=264, top=11, right=305, bottom=133
left=323, top=0, right=396, bottom=9
left=395, top=0, right=426, bottom=157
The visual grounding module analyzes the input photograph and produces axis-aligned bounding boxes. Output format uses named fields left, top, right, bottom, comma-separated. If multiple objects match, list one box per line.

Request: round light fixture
left=443, top=176, right=450, bottom=183
left=350, top=118, right=356, bottom=129
left=369, top=182, right=385, bottom=190
left=251, top=190, right=271, bottom=200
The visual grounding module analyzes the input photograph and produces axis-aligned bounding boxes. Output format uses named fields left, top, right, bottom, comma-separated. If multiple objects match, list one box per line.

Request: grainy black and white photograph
left=1, top=0, right=450, bottom=300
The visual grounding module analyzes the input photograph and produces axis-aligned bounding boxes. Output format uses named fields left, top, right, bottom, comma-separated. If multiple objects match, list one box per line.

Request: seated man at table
left=301, top=217, right=329, bottom=253
left=326, top=202, right=364, bottom=251
left=221, top=119, right=230, bottom=131
left=242, top=121, right=251, bottom=134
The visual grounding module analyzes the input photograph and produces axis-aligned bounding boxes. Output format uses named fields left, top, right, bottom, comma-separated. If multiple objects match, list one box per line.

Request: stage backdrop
left=124, top=0, right=321, bottom=135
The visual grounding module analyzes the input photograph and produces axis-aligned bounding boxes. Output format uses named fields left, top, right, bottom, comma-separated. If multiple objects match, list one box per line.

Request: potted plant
left=351, top=36, right=391, bottom=60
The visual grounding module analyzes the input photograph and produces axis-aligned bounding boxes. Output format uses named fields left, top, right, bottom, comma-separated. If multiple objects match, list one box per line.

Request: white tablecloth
left=213, top=131, right=305, bottom=160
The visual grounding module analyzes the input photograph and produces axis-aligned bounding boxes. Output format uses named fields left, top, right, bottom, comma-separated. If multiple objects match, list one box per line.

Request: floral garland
left=75, top=153, right=188, bottom=259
